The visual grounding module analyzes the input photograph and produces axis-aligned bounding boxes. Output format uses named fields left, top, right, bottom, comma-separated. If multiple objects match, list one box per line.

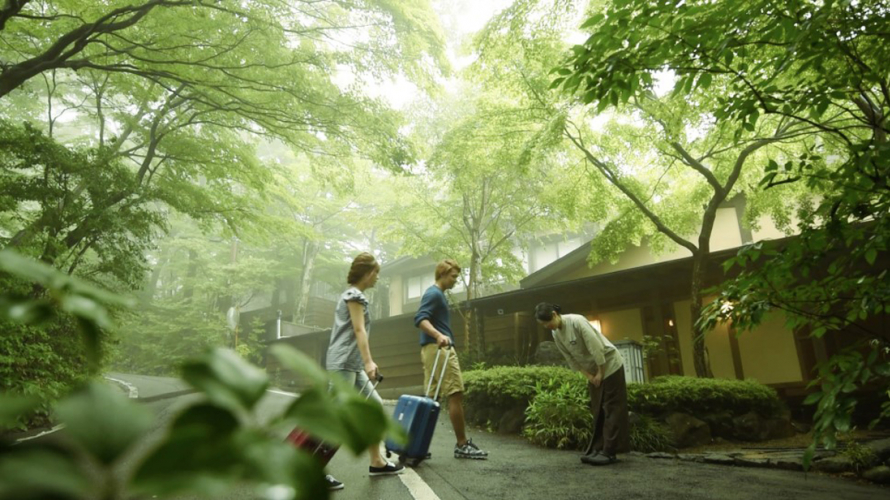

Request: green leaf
left=180, top=348, right=269, bottom=412
left=865, top=248, right=877, bottom=265
left=55, top=381, right=153, bottom=465
left=832, top=412, right=851, bottom=432
left=338, top=396, right=390, bottom=453
left=698, top=73, right=712, bottom=89
left=0, top=394, right=41, bottom=429
left=0, top=445, right=93, bottom=500
left=802, top=443, right=816, bottom=470
left=803, top=392, right=822, bottom=405
left=270, top=344, right=330, bottom=388
left=581, top=14, right=605, bottom=29
left=234, top=432, right=328, bottom=500
left=131, top=404, right=242, bottom=496
left=282, top=386, right=349, bottom=446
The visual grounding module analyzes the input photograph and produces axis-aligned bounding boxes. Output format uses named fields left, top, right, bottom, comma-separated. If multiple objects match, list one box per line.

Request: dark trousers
left=584, top=367, right=630, bottom=456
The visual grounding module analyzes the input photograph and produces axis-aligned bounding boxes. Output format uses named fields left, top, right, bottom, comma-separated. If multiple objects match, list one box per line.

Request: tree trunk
left=182, top=249, right=198, bottom=302
left=690, top=252, right=714, bottom=378
left=295, top=239, right=318, bottom=325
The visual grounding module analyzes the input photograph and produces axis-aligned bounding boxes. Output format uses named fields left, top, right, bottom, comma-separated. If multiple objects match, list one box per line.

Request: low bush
left=841, top=440, right=879, bottom=473
left=629, top=413, right=674, bottom=453
left=464, top=366, right=786, bottom=451
left=463, top=366, right=584, bottom=426
left=522, top=380, right=592, bottom=450
left=628, top=375, right=784, bottom=418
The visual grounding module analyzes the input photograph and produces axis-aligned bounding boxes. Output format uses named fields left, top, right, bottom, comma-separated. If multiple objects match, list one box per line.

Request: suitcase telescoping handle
left=362, top=372, right=384, bottom=396
left=311, top=372, right=383, bottom=455
left=425, top=345, right=452, bottom=400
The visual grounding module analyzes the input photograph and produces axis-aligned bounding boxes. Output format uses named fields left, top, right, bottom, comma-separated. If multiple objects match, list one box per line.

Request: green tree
left=0, top=0, right=447, bottom=409
left=557, top=0, right=888, bottom=462
left=379, top=85, right=575, bottom=347
left=471, top=0, right=817, bottom=377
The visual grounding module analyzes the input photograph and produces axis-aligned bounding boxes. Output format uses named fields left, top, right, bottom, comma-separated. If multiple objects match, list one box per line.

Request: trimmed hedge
left=463, top=366, right=587, bottom=426
left=463, top=367, right=784, bottom=428
left=628, top=375, right=784, bottom=417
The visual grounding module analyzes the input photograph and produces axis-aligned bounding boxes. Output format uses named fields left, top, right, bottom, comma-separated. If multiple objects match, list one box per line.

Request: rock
left=497, top=407, right=525, bottom=435
left=773, top=457, right=804, bottom=471
left=764, top=416, right=796, bottom=439
left=733, top=456, right=771, bottom=468
left=731, top=411, right=768, bottom=441
left=647, top=452, right=675, bottom=459
left=628, top=411, right=642, bottom=428
left=812, top=455, right=854, bottom=474
left=703, top=454, right=736, bottom=465
left=700, top=411, right=734, bottom=440
left=863, top=465, right=890, bottom=484
left=865, top=438, right=890, bottom=461
left=533, top=341, right=568, bottom=366
left=664, top=412, right=712, bottom=448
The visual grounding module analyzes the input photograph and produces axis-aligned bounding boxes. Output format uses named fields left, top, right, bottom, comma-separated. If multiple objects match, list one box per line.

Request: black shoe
left=369, top=461, right=405, bottom=476
left=581, top=453, right=618, bottom=466
left=325, top=474, right=344, bottom=491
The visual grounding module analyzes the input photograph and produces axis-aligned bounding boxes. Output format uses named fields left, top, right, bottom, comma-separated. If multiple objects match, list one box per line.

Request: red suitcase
left=286, top=374, right=382, bottom=465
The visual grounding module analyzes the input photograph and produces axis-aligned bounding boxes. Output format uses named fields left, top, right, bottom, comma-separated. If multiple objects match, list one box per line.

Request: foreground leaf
left=55, top=381, right=153, bottom=465
left=181, top=348, right=269, bottom=412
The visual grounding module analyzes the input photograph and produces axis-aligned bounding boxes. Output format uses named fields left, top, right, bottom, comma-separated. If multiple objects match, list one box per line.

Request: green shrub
left=463, top=366, right=584, bottom=425
left=841, top=440, right=879, bottom=474
left=522, top=380, right=592, bottom=450
left=629, top=413, right=674, bottom=453
left=628, top=375, right=783, bottom=418
left=464, top=367, right=786, bottom=451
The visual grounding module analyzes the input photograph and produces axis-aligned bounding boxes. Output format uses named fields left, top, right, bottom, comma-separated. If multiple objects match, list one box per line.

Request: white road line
left=266, top=389, right=298, bottom=397
left=16, top=376, right=136, bottom=444
left=15, top=424, right=65, bottom=443
left=398, top=467, right=441, bottom=500
left=105, top=376, right=138, bottom=398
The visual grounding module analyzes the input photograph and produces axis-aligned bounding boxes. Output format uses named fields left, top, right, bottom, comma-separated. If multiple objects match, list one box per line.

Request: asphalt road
left=108, top=373, right=887, bottom=500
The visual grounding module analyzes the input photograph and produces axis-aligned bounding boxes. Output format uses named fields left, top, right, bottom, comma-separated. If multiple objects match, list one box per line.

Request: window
left=406, top=273, right=435, bottom=300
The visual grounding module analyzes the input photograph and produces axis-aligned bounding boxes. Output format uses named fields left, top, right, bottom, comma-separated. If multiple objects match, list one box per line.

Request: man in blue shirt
left=414, top=259, right=488, bottom=459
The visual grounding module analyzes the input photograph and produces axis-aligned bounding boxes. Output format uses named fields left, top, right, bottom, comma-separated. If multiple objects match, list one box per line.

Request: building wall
left=705, top=321, right=738, bottom=380
left=674, top=298, right=738, bottom=379
left=389, top=274, right=404, bottom=316
left=599, top=308, right=644, bottom=343
left=673, top=299, right=805, bottom=384
left=737, top=313, right=804, bottom=384
left=750, top=213, right=800, bottom=242
left=598, top=308, right=648, bottom=380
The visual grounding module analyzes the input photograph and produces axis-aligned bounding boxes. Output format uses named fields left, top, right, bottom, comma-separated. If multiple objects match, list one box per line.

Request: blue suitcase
left=385, top=347, right=451, bottom=466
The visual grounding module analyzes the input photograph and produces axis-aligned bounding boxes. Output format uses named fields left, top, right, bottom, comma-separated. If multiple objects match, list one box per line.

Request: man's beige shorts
left=421, top=343, right=464, bottom=399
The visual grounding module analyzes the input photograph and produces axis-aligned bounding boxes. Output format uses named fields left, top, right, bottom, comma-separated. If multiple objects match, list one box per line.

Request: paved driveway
left=109, top=374, right=886, bottom=500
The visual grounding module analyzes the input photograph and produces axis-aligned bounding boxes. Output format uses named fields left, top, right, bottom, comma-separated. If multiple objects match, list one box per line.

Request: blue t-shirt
left=414, top=285, right=454, bottom=347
